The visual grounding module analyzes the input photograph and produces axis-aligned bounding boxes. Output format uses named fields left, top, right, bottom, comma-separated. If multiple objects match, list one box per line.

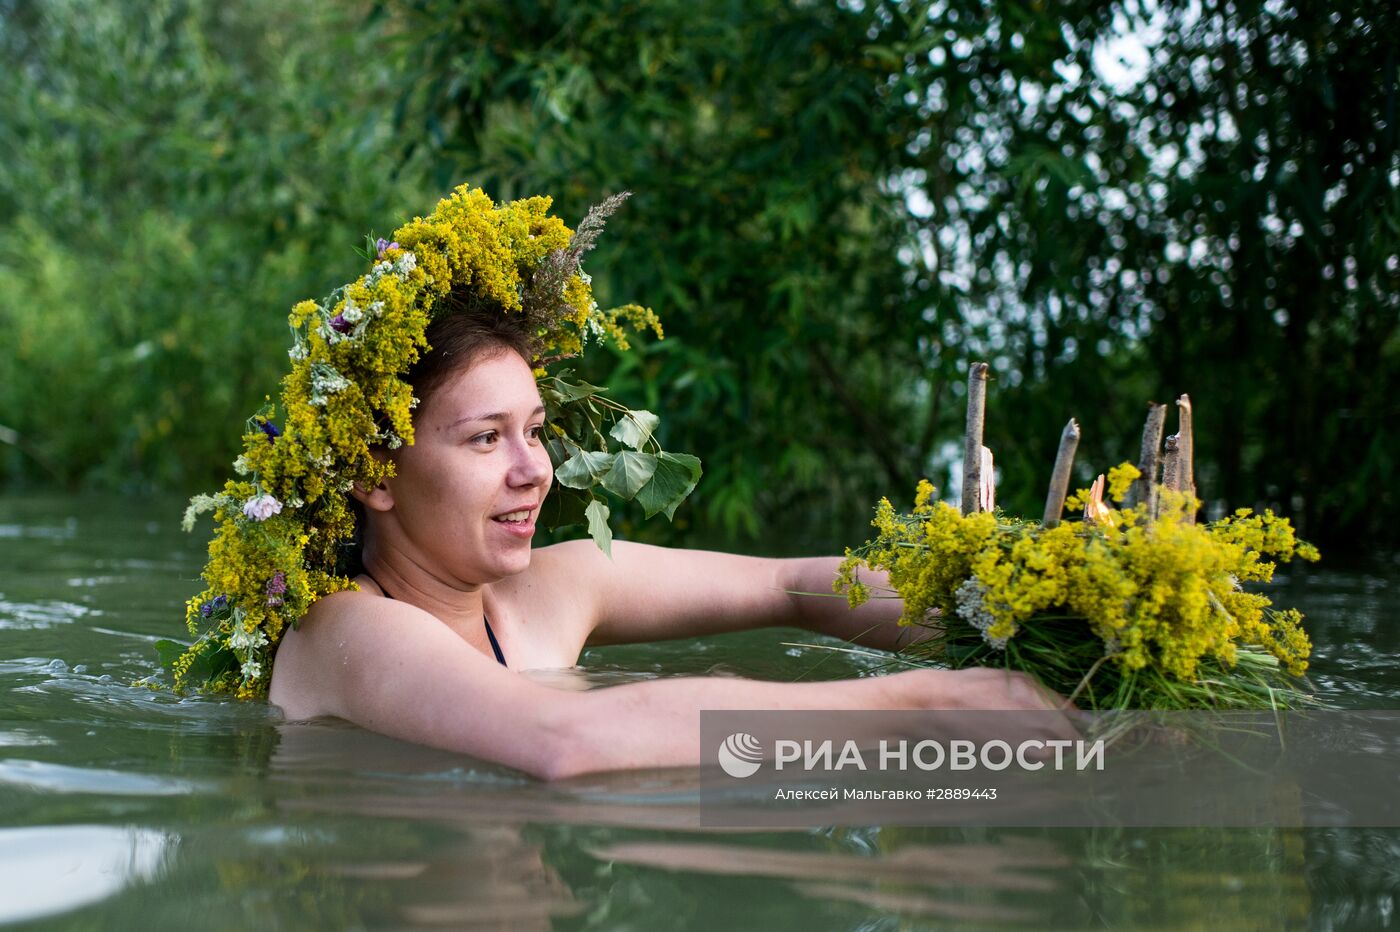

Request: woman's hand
left=895, top=667, right=1071, bottom=712
left=885, top=667, right=1083, bottom=745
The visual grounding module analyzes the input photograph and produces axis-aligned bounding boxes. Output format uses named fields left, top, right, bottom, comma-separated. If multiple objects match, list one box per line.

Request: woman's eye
left=470, top=431, right=498, bottom=446
left=527, top=425, right=545, bottom=441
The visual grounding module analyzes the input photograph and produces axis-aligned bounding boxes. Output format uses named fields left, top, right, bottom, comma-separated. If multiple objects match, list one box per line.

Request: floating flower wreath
left=159, top=185, right=701, bottom=698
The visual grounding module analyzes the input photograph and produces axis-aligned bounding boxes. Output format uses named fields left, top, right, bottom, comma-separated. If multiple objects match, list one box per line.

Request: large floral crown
left=158, top=185, right=702, bottom=698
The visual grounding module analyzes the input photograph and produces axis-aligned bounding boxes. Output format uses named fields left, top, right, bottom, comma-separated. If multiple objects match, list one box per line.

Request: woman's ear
left=350, top=449, right=395, bottom=512
left=349, top=477, right=394, bottom=513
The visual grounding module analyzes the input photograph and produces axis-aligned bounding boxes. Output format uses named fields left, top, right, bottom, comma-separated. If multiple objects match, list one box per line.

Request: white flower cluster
left=954, top=577, right=1016, bottom=650
left=182, top=492, right=237, bottom=531
left=309, top=363, right=351, bottom=406
left=229, top=619, right=269, bottom=653
left=219, top=607, right=268, bottom=684
left=362, top=250, right=417, bottom=289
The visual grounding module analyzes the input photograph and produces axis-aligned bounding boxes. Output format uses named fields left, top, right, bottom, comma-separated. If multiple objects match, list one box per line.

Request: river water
left=1, top=493, right=1397, bottom=929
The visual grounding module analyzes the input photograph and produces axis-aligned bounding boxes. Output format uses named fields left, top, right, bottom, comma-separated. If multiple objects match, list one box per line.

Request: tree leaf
left=609, top=409, right=659, bottom=450
left=158, top=637, right=236, bottom=684
left=153, top=638, right=187, bottom=675
left=555, top=450, right=614, bottom=489
left=551, top=377, right=608, bottom=403
left=600, top=450, right=658, bottom=499
left=585, top=498, right=613, bottom=558
left=635, top=451, right=703, bottom=519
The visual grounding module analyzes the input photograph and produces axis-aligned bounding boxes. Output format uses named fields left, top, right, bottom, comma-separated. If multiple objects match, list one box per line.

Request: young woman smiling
left=268, top=311, right=1073, bottom=780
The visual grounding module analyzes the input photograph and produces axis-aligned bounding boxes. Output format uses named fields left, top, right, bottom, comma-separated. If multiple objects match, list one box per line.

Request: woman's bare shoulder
left=267, top=583, right=566, bottom=775
left=268, top=584, right=460, bottom=719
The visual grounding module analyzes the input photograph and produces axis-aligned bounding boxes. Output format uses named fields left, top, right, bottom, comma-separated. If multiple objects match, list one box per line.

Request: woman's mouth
left=491, top=507, right=536, bottom=537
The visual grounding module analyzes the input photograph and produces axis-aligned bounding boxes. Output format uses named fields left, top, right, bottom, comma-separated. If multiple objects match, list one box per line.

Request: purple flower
left=199, top=601, right=214, bottom=617
left=211, top=595, right=228, bottom=613
left=265, top=572, right=287, bottom=607
left=258, top=419, right=281, bottom=443
left=329, top=313, right=353, bottom=334
left=376, top=238, right=399, bottom=258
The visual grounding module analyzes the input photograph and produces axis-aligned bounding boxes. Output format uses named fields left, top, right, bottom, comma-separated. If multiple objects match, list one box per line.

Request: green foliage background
left=2, top=0, right=1396, bottom=554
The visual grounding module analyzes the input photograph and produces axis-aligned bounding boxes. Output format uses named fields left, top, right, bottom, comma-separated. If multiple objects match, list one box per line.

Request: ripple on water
left=0, top=519, right=78, bottom=541
left=0, top=759, right=215, bottom=796
left=0, top=729, right=55, bottom=747
left=0, top=597, right=96, bottom=630
left=65, top=575, right=126, bottom=588
left=0, top=825, right=173, bottom=925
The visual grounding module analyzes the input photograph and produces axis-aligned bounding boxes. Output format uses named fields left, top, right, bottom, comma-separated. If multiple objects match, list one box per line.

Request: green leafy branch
left=537, top=371, right=702, bottom=556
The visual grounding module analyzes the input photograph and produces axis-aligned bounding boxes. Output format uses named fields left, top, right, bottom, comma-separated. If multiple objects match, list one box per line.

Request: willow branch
left=1043, top=418, right=1080, bottom=527
left=1125, top=402, right=1167, bottom=515
left=1161, top=434, right=1181, bottom=500
left=961, top=362, right=989, bottom=515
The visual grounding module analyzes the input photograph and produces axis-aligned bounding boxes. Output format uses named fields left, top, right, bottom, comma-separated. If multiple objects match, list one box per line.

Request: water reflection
left=0, top=825, right=173, bottom=924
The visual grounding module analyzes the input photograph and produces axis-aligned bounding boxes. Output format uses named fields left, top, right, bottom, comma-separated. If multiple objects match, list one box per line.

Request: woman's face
left=380, top=349, right=553, bottom=585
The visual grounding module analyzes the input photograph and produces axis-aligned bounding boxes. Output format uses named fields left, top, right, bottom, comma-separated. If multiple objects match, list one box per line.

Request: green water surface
left=2, top=494, right=1398, bottom=930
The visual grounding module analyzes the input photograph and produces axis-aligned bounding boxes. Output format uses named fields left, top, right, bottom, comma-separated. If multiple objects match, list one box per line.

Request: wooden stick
left=1043, top=418, right=1080, bottom=527
left=961, top=362, right=989, bottom=515
left=1161, top=434, right=1181, bottom=501
left=1176, top=394, right=1196, bottom=525
left=1125, top=402, right=1167, bottom=515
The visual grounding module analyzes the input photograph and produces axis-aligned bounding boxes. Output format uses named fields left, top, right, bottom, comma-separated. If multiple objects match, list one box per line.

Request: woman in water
left=268, top=310, right=1071, bottom=780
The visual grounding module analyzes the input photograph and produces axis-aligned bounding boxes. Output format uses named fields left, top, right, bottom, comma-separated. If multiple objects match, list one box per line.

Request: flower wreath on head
left=159, top=185, right=703, bottom=699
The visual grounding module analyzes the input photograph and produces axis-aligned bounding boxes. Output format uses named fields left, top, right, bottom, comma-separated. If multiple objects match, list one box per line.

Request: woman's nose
left=508, top=441, right=553, bottom=488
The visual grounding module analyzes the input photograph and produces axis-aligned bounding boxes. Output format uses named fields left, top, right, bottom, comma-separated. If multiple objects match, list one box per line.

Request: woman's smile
left=490, top=504, right=538, bottom=537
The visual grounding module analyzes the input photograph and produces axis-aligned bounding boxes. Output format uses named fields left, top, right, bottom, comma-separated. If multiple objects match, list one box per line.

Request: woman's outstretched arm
left=544, top=540, right=930, bottom=652
left=549, top=665, right=1072, bottom=778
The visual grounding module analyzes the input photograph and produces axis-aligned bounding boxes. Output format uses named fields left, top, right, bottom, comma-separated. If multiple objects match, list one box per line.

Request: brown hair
left=404, top=304, right=539, bottom=415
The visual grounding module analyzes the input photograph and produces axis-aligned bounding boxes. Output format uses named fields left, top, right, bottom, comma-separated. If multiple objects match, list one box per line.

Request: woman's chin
left=479, top=546, right=533, bottom=580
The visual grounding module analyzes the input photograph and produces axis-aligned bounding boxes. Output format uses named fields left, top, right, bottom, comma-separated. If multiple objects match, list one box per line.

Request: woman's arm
left=544, top=540, right=930, bottom=652
left=550, top=665, right=1072, bottom=777
left=271, top=588, right=1068, bottom=781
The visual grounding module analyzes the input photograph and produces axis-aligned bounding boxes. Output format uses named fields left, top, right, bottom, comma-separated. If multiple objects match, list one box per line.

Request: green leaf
left=600, top=450, right=658, bottom=499
left=158, top=637, right=237, bottom=684
left=539, top=484, right=591, bottom=529
left=609, top=409, right=659, bottom=450
left=635, top=451, right=703, bottom=520
left=544, top=434, right=570, bottom=468
left=154, top=638, right=188, bottom=674
left=551, top=377, right=609, bottom=402
left=585, top=498, right=613, bottom=558
left=555, top=450, right=614, bottom=489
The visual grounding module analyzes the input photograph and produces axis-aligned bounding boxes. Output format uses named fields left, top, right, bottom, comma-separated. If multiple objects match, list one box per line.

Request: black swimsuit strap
left=363, top=572, right=507, bottom=667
